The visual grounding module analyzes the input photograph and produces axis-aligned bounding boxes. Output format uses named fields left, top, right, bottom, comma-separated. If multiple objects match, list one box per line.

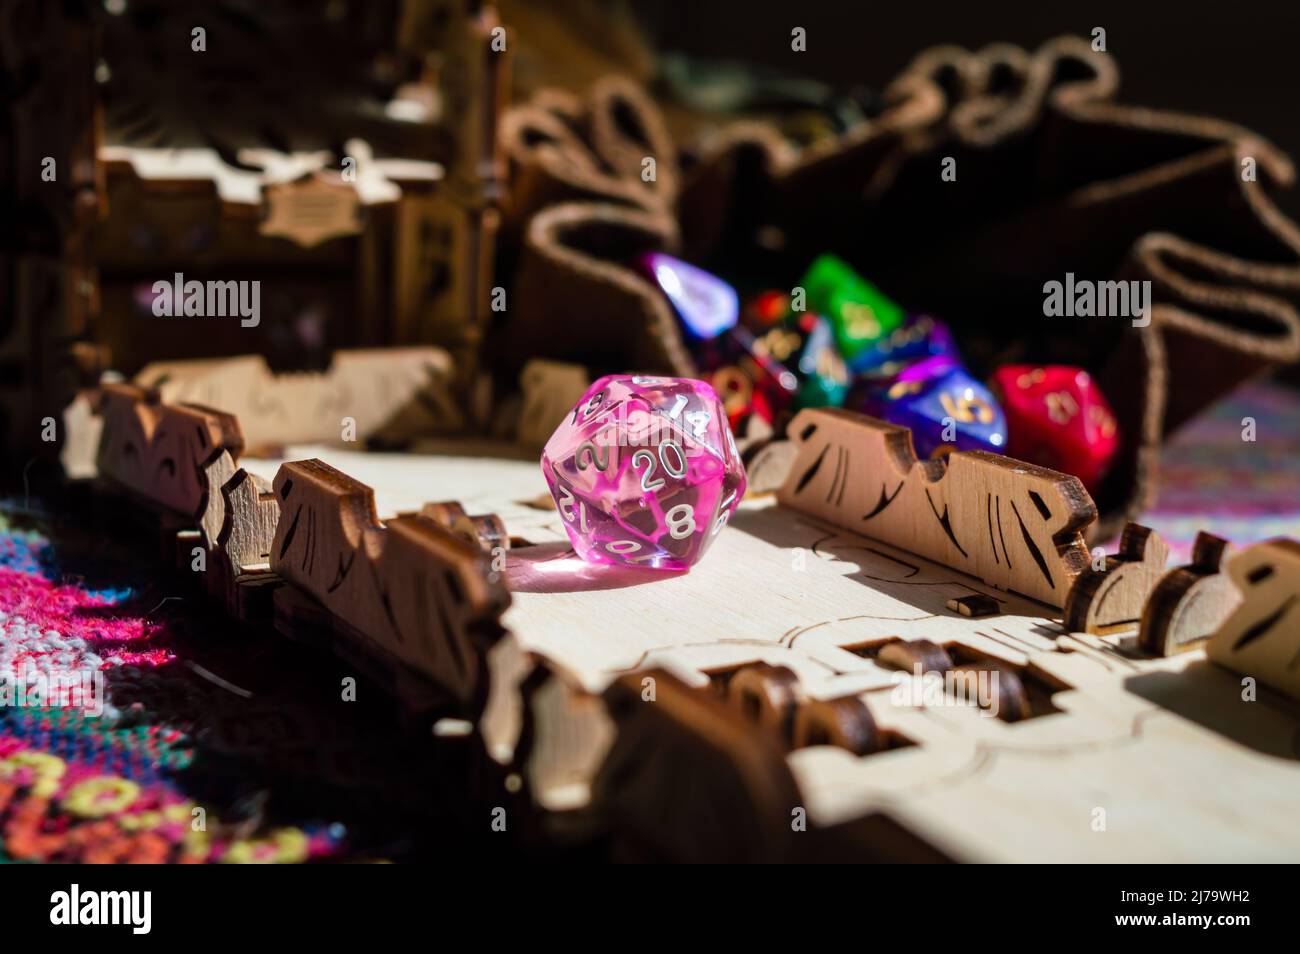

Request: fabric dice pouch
left=491, top=35, right=1300, bottom=541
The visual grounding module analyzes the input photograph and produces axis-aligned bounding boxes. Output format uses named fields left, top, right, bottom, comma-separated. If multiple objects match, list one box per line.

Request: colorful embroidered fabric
left=0, top=512, right=337, bottom=862
left=0, top=508, right=477, bottom=863
left=1137, top=379, right=1300, bottom=564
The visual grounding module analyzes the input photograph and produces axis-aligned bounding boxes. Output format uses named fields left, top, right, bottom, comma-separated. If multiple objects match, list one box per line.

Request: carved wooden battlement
left=135, top=348, right=460, bottom=451
left=96, top=382, right=244, bottom=518
left=777, top=407, right=1096, bottom=607
left=87, top=380, right=513, bottom=716
left=270, top=459, right=511, bottom=710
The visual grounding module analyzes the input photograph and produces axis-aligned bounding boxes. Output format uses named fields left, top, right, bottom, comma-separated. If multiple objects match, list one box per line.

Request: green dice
left=800, top=254, right=905, bottom=362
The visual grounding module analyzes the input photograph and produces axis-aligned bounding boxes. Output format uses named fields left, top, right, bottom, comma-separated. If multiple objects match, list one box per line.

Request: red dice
left=696, top=325, right=799, bottom=432
left=991, top=365, right=1120, bottom=492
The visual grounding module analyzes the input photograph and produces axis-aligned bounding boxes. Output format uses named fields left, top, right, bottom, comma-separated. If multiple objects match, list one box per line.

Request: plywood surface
left=228, top=445, right=1300, bottom=860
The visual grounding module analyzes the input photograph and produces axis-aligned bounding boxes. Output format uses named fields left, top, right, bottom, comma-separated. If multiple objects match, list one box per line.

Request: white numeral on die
left=712, top=491, right=737, bottom=536
left=685, top=410, right=711, bottom=437
left=556, top=484, right=589, bottom=531
left=633, top=440, right=687, bottom=494
left=666, top=503, right=696, bottom=539
left=632, top=450, right=664, bottom=492
left=557, top=484, right=576, bottom=521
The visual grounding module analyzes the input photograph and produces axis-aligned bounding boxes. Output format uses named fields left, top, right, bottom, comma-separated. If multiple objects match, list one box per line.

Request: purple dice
left=542, top=374, right=747, bottom=571
left=846, top=314, right=959, bottom=374
left=850, top=357, right=1007, bottom=458
left=640, top=252, right=739, bottom=340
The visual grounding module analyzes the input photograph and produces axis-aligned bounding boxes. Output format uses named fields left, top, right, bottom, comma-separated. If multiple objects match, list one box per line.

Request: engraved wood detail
left=776, top=407, right=1096, bottom=607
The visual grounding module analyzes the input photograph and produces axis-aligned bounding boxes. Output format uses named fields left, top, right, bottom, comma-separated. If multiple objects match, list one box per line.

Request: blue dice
left=846, top=314, right=959, bottom=374
left=850, top=355, right=1007, bottom=458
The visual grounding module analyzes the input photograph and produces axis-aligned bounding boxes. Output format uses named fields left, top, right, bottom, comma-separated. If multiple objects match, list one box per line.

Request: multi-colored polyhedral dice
left=801, top=254, right=905, bottom=364
left=698, top=325, right=800, bottom=430
left=845, top=313, right=958, bottom=374
left=851, top=355, right=1007, bottom=458
left=640, top=252, right=738, bottom=340
left=542, top=374, right=747, bottom=571
left=785, top=312, right=850, bottom=408
left=743, top=290, right=791, bottom=329
left=738, top=296, right=848, bottom=410
left=991, top=365, right=1120, bottom=492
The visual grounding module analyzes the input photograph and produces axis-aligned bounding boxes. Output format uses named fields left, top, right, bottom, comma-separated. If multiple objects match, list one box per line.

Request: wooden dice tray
left=71, top=372, right=1300, bottom=863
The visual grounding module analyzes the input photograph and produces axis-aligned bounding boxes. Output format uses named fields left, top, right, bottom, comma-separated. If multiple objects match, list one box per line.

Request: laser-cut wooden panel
left=776, top=408, right=1096, bottom=607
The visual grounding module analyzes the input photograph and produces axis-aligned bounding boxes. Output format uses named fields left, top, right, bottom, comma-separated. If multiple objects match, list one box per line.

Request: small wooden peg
left=452, top=513, right=510, bottom=554
left=418, top=501, right=508, bottom=553
left=1139, top=532, right=1239, bottom=656
left=419, top=500, right=468, bottom=527
left=792, top=696, right=881, bottom=755
left=947, top=594, right=1000, bottom=618
left=950, top=659, right=1032, bottom=722
left=270, top=459, right=512, bottom=710
left=876, top=638, right=953, bottom=675
left=727, top=663, right=803, bottom=745
left=1063, top=522, right=1169, bottom=634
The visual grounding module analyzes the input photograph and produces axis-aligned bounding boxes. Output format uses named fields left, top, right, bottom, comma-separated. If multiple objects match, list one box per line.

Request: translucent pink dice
left=541, top=374, right=747, bottom=571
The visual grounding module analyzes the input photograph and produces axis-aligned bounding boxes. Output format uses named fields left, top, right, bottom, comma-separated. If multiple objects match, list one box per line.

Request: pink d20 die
left=541, top=374, right=747, bottom=571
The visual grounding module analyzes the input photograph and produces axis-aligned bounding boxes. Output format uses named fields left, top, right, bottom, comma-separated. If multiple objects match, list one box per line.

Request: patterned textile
left=0, top=509, right=489, bottom=863
left=1137, top=379, right=1300, bottom=564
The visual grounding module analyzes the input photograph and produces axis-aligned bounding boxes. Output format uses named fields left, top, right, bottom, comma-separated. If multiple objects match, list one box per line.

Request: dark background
left=638, top=0, right=1300, bottom=219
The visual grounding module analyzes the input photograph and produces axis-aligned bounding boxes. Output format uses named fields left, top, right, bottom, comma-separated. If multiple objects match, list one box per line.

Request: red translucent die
left=696, top=326, right=799, bottom=431
left=541, top=374, right=748, bottom=571
left=991, top=364, right=1120, bottom=492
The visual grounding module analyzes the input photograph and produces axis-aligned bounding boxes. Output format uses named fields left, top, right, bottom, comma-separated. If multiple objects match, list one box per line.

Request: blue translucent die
left=640, top=252, right=739, bottom=340
left=846, top=314, right=958, bottom=374
left=795, top=315, right=849, bottom=408
left=853, top=362, right=1007, bottom=458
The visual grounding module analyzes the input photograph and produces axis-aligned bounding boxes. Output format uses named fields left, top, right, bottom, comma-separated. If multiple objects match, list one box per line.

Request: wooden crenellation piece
left=135, top=348, right=459, bottom=453
left=1139, top=532, right=1240, bottom=656
left=270, top=458, right=512, bottom=710
left=517, top=359, right=590, bottom=448
left=791, top=697, right=881, bottom=756
left=96, top=382, right=245, bottom=519
left=1063, top=522, right=1170, bottom=634
left=776, top=408, right=1096, bottom=608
